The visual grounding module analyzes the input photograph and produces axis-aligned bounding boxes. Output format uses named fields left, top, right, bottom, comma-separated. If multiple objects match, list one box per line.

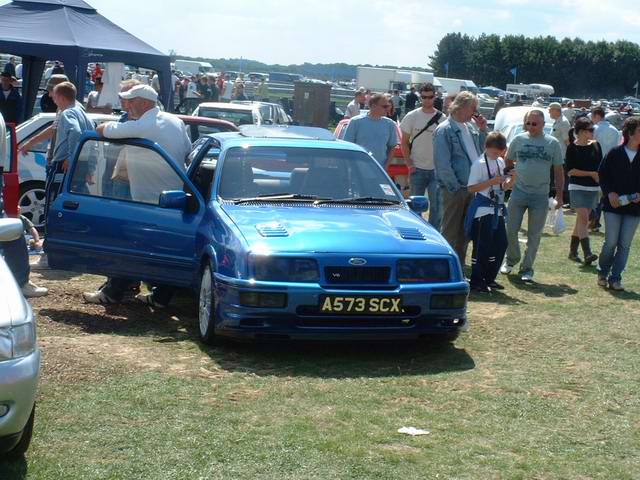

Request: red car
left=176, top=115, right=239, bottom=141
left=334, top=118, right=409, bottom=191
left=2, top=122, right=19, bottom=218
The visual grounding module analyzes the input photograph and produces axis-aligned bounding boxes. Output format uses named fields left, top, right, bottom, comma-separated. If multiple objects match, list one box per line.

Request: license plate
left=319, top=295, right=403, bottom=315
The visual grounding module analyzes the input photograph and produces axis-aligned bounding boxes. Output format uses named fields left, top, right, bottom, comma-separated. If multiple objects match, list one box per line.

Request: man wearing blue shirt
left=343, top=93, right=398, bottom=166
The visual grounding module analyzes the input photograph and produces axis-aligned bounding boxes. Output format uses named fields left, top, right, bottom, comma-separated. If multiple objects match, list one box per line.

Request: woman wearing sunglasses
left=565, top=117, right=602, bottom=264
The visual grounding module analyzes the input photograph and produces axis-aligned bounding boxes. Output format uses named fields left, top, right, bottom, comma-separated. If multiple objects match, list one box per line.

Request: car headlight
left=397, top=259, right=450, bottom=283
left=252, top=257, right=319, bottom=282
left=0, top=322, right=37, bottom=361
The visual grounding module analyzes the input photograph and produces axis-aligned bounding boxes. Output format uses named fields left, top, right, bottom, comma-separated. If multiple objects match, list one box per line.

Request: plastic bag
left=545, top=197, right=558, bottom=229
left=553, top=208, right=566, bottom=235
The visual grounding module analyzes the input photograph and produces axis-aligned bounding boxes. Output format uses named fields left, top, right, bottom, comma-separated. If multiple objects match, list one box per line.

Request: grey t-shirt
left=507, top=132, right=563, bottom=195
left=343, top=114, right=398, bottom=166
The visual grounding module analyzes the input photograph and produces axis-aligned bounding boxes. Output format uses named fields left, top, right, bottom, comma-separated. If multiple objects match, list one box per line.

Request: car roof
left=493, top=105, right=553, bottom=132
left=207, top=127, right=365, bottom=152
left=197, top=102, right=257, bottom=111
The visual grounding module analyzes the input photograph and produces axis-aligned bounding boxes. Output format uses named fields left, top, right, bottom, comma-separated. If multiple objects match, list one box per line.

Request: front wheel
left=198, top=265, right=217, bottom=345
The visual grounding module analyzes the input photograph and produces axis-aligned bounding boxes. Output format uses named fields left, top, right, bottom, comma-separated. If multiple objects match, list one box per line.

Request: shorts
left=570, top=189, right=599, bottom=210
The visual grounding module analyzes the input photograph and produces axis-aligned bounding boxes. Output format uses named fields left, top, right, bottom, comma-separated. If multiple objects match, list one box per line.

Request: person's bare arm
left=400, top=131, right=413, bottom=172
left=468, top=175, right=504, bottom=193
left=553, top=165, right=564, bottom=208
left=20, top=125, right=53, bottom=155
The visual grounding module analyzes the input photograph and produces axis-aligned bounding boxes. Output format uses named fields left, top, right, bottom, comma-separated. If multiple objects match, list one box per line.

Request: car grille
left=324, top=266, right=390, bottom=284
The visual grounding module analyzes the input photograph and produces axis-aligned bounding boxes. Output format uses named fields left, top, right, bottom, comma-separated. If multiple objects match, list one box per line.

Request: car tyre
left=5, top=404, right=35, bottom=459
left=198, top=265, right=217, bottom=345
left=19, top=182, right=47, bottom=228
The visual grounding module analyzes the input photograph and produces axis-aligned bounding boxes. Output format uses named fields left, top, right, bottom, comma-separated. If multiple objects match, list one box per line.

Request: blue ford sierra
left=45, top=126, right=469, bottom=343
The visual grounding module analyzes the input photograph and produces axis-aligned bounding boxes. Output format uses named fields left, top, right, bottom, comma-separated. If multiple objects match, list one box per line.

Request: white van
left=174, top=60, right=214, bottom=76
left=436, top=77, right=479, bottom=95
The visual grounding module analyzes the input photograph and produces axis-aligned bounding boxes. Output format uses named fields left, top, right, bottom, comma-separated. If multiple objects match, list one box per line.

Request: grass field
left=1, top=213, right=639, bottom=479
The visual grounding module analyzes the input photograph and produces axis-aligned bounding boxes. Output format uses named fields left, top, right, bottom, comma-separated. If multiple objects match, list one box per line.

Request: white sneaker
left=82, top=290, right=117, bottom=304
left=500, top=263, right=513, bottom=274
left=30, top=254, right=49, bottom=271
left=608, top=281, right=624, bottom=291
left=520, top=271, right=534, bottom=282
left=22, top=281, right=48, bottom=298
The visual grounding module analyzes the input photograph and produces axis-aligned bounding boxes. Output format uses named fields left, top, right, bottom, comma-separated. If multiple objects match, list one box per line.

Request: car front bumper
left=213, top=274, right=469, bottom=340
left=0, top=349, right=40, bottom=453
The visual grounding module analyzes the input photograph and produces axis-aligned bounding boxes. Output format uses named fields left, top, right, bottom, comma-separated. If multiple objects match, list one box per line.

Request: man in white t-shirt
left=400, top=83, right=445, bottom=229
left=344, top=90, right=365, bottom=119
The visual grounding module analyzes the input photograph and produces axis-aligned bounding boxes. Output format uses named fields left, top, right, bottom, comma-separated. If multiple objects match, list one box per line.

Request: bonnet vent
left=397, top=227, right=426, bottom=240
left=256, top=223, right=289, bottom=237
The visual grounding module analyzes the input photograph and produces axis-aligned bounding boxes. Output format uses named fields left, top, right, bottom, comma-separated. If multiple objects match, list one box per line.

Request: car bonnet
left=221, top=204, right=452, bottom=255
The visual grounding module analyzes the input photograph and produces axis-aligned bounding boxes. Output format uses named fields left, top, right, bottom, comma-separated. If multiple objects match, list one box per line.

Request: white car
left=493, top=106, right=554, bottom=144
left=14, top=113, right=118, bottom=227
left=0, top=218, right=40, bottom=458
left=192, top=102, right=262, bottom=127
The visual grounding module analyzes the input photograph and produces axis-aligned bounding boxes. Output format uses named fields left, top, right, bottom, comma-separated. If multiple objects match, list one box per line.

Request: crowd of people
left=2, top=65, right=640, bottom=300
left=341, top=84, right=640, bottom=293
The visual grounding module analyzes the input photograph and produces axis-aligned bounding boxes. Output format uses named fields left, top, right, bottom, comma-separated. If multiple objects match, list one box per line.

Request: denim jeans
left=598, top=212, right=640, bottom=283
left=505, top=190, right=549, bottom=275
left=0, top=237, right=30, bottom=287
left=410, top=168, right=442, bottom=230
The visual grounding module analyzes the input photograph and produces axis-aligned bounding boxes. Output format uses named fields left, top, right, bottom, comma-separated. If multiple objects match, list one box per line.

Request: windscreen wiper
left=232, top=193, right=327, bottom=204
left=313, top=196, right=403, bottom=206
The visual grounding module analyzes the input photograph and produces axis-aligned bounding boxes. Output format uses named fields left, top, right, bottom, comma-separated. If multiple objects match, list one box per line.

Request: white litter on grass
left=397, top=426, right=430, bottom=436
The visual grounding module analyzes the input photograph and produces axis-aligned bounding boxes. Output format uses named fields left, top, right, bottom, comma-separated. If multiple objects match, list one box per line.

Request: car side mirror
left=0, top=218, right=24, bottom=242
left=407, top=195, right=429, bottom=213
left=159, top=190, right=188, bottom=210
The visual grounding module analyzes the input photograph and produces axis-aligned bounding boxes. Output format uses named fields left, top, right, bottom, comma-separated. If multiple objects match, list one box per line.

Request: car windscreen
left=217, top=146, right=400, bottom=201
left=198, top=108, right=254, bottom=126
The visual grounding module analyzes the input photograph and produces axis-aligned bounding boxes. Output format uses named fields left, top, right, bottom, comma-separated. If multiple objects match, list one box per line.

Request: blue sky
left=8, top=0, right=640, bottom=67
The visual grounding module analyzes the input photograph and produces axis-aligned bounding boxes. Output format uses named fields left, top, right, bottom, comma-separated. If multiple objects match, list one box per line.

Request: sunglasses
left=421, top=95, right=435, bottom=100
left=584, top=127, right=595, bottom=132
left=379, top=104, right=391, bottom=108
left=526, top=122, right=539, bottom=127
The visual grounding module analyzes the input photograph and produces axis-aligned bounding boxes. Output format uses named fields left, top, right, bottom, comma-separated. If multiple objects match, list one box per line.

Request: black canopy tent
left=0, top=0, right=173, bottom=120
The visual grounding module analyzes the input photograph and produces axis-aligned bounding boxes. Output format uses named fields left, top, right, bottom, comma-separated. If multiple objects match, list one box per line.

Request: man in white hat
left=96, top=84, right=191, bottom=166
left=84, top=85, right=192, bottom=307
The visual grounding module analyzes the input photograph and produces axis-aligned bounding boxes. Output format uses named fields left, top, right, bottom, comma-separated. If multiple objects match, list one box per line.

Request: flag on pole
left=634, top=81, right=639, bottom=89
left=509, top=67, right=517, bottom=79
left=444, top=62, right=449, bottom=77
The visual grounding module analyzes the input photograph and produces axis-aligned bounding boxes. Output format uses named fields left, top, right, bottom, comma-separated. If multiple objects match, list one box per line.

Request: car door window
left=69, top=139, right=184, bottom=205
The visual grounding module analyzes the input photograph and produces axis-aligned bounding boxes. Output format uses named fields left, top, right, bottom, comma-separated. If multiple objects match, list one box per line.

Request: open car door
left=1, top=121, right=19, bottom=218
left=46, top=133, right=205, bottom=287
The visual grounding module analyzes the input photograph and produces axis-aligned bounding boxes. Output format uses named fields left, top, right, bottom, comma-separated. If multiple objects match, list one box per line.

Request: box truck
left=356, top=66, right=434, bottom=92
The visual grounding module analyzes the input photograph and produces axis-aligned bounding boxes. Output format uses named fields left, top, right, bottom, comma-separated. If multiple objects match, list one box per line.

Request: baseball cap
left=118, top=84, right=158, bottom=102
left=46, top=74, right=69, bottom=89
left=548, top=102, right=562, bottom=110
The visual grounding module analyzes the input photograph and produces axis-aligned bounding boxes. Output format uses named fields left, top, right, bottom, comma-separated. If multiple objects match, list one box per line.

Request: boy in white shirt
left=465, top=132, right=514, bottom=293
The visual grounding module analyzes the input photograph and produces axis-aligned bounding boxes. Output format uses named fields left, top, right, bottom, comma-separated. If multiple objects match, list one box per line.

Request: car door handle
left=63, top=201, right=79, bottom=210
